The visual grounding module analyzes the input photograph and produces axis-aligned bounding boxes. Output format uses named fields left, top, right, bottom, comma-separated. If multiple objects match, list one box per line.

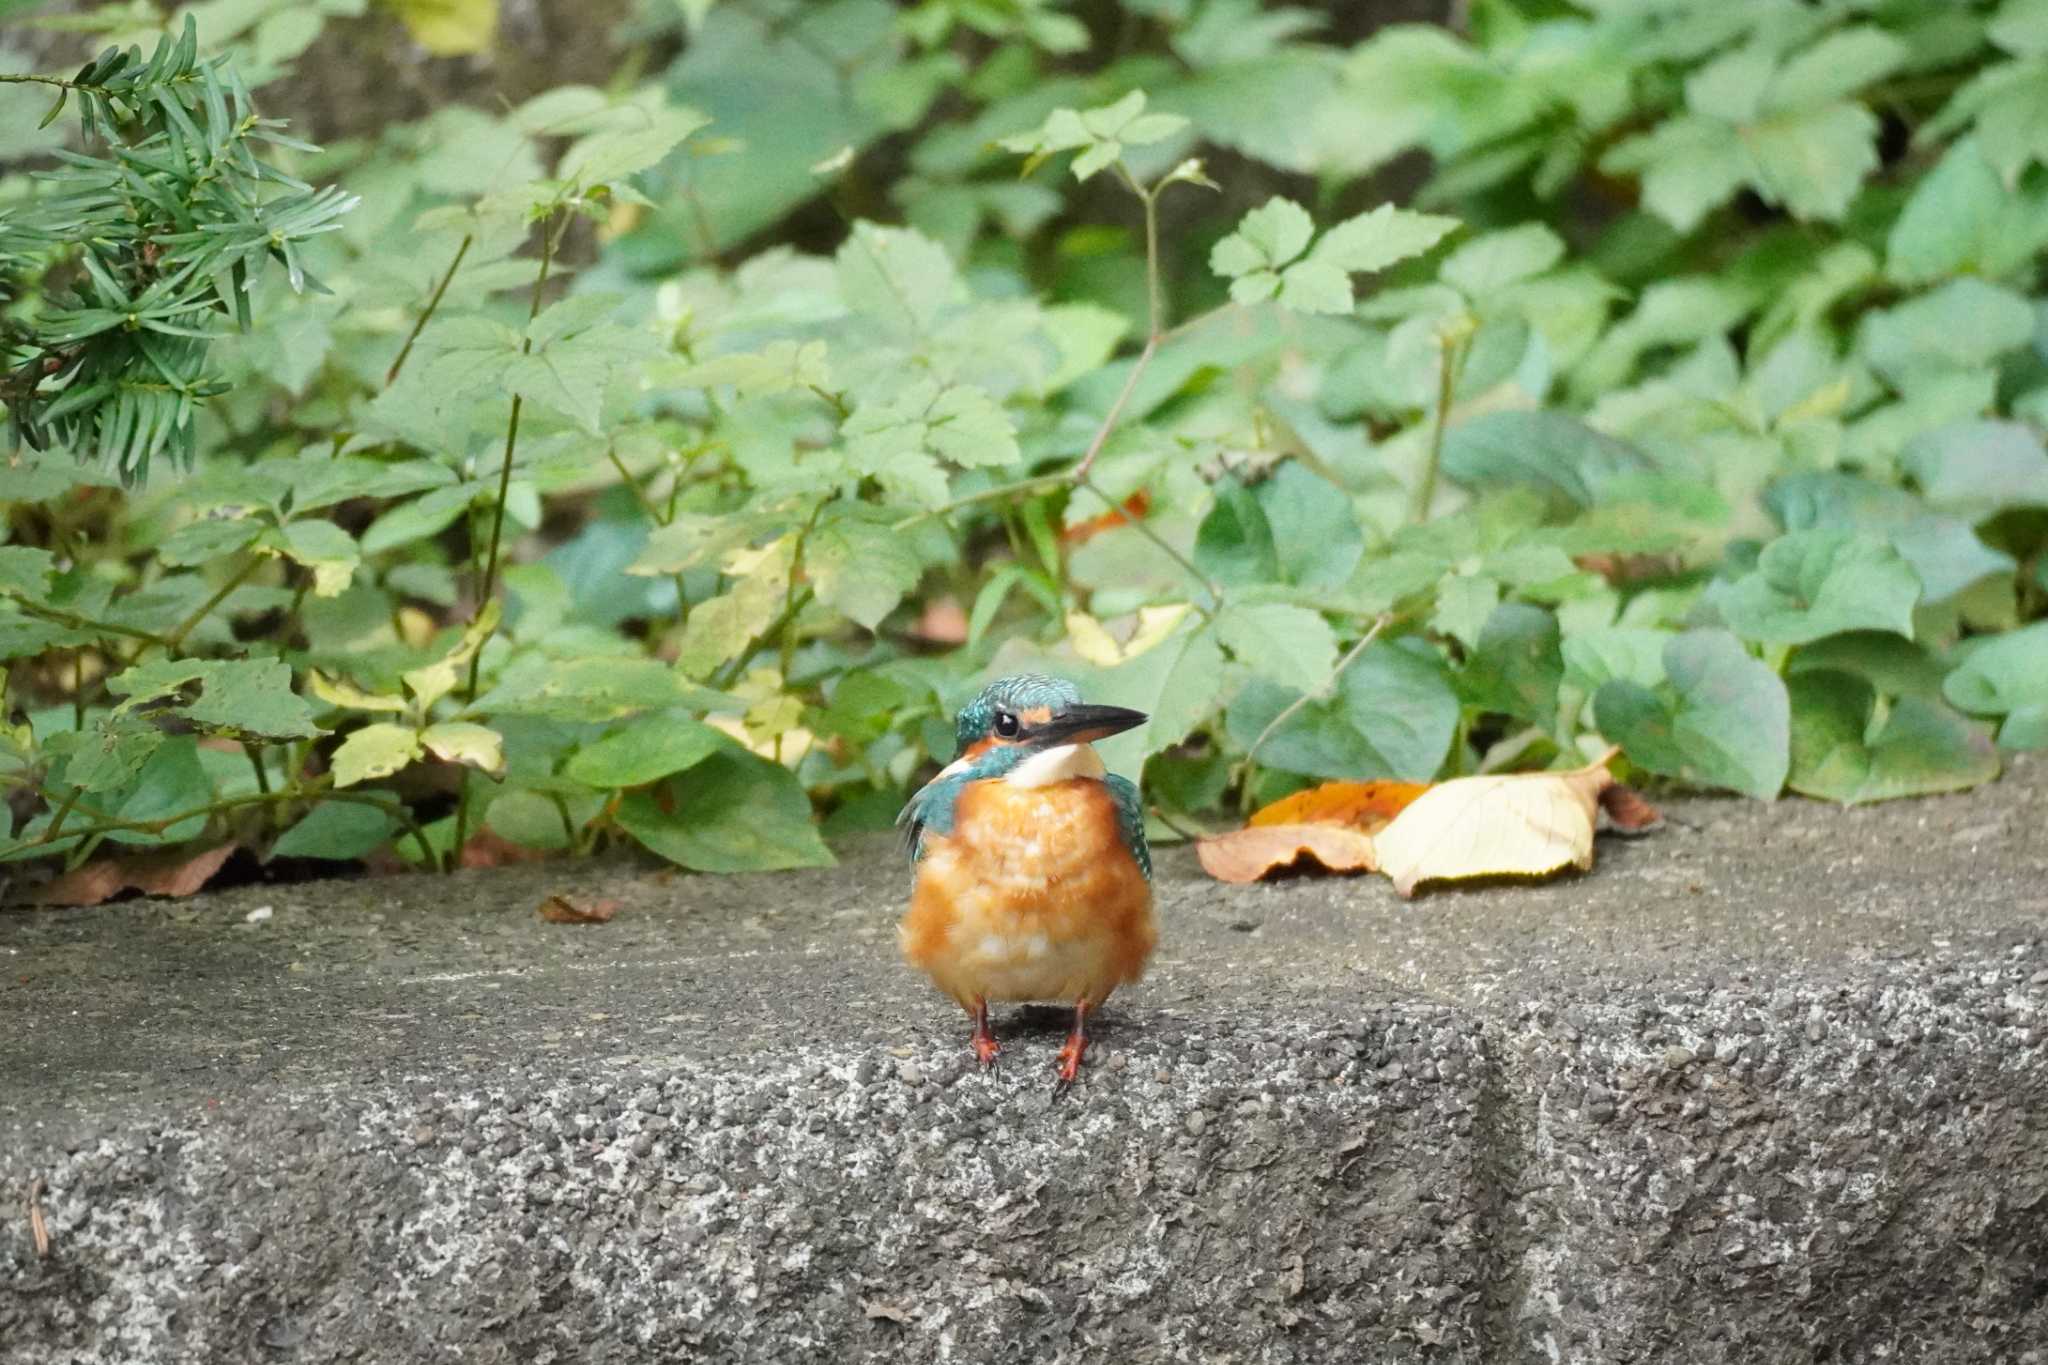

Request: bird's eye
left=993, top=710, right=1020, bottom=738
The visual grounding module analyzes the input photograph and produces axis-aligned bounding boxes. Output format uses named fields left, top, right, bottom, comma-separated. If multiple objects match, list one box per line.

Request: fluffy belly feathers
left=901, top=778, right=1155, bottom=1008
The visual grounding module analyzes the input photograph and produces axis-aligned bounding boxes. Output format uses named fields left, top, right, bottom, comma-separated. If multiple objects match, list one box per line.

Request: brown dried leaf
left=33, top=843, right=236, bottom=907
left=1598, top=783, right=1663, bottom=834
left=1372, top=750, right=1623, bottom=897
left=539, top=894, right=621, bottom=924
left=1248, top=779, right=1430, bottom=833
left=1195, top=824, right=1379, bottom=883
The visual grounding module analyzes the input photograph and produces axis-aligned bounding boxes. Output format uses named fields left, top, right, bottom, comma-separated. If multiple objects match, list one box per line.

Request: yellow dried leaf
left=1371, top=750, right=1621, bottom=897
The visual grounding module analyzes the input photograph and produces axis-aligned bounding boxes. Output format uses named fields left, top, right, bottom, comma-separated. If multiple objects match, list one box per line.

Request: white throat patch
left=1003, top=743, right=1106, bottom=788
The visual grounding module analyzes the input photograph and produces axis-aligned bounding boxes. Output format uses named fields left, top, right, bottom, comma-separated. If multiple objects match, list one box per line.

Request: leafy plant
left=7, top=0, right=2048, bottom=897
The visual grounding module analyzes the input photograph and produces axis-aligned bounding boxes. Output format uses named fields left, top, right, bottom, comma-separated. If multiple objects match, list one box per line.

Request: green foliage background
left=8, top=0, right=2048, bottom=878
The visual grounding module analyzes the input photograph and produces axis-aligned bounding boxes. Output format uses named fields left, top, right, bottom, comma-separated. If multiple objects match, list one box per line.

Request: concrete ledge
left=5, top=760, right=2047, bottom=1362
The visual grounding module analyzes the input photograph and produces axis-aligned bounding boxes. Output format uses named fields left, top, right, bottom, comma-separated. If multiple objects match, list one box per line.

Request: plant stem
left=890, top=473, right=1075, bottom=532
left=164, top=555, right=261, bottom=653
left=24, top=784, right=435, bottom=867
left=11, top=601, right=172, bottom=650
left=1071, top=333, right=1157, bottom=482
left=450, top=212, right=561, bottom=868
left=606, top=442, right=669, bottom=526
left=1414, top=324, right=1470, bottom=526
left=1078, top=474, right=1219, bottom=616
left=385, top=234, right=471, bottom=387
left=1244, top=612, right=1395, bottom=768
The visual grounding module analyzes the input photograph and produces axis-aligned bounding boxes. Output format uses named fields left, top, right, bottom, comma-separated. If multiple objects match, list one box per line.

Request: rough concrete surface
left=4, top=758, right=2047, bottom=1364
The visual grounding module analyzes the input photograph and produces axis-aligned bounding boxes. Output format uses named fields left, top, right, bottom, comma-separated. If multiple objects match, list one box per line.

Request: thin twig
left=1071, top=333, right=1158, bottom=483
left=1077, top=474, right=1219, bottom=617
left=24, top=785, right=435, bottom=866
left=1245, top=613, right=1395, bottom=766
left=385, top=234, right=471, bottom=387
left=164, top=556, right=261, bottom=653
left=1413, top=324, right=1471, bottom=526
left=10, top=601, right=171, bottom=650
left=451, top=212, right=564, bottom=868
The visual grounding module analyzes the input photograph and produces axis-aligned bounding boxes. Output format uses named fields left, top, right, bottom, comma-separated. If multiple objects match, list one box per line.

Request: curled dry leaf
left=1195, top=824, right=1379, bottom=883
left=1247, top=779, right=1430, bottom=832
left=538, top=893, right=621, bottom=924
left=1372, top=749, right=1640, bottom=897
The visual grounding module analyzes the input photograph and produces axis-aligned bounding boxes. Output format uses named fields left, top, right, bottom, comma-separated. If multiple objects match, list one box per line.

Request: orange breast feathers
left=900, top=776, right=1156, bottom=1010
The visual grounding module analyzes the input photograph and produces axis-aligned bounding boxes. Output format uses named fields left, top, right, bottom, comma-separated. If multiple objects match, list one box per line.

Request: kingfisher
left=897, top=674, right=1156, bottom=1094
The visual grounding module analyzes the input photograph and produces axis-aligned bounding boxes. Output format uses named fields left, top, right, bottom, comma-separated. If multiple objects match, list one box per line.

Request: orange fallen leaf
left=1062, top=490, right=1151, bottom=545
left=31, top=843, right=237, bottom=906
left=1372, top=749, right=1627, bottom=897
left=539, top=894, right=621, bottom=924
left=1195, top=824, right=1379, bottom=883
left=1248, top=779, right=1430, bottom=832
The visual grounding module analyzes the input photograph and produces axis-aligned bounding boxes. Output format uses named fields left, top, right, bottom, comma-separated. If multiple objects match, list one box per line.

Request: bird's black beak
left=1029, top=704, right=1147, bottom=746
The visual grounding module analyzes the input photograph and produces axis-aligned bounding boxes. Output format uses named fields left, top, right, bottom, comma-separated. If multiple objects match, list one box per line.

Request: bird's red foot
left=970, top=1000, right=1000, bottom=1071
left=1051, top=1000, right=1090, bottom=1099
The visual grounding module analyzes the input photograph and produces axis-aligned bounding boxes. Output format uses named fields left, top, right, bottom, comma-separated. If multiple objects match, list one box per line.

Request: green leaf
left=1439, top=224, right=1565, bottom=296
left=331, top=723, right=423, bottom=788
left=1441, top=411, right=1654, bottom=507
left=361, top=485, right=477, bottom=556
left=1193, top=479, right=1279, bottom=588
left=45, top=711, right=166, bottom=794
left=564, top=715, right=726, bottom=788
left=485, top=787, right=580, bottom=851
left=560, top=105, right=710, bottom=186
left=808, top=512, right=923, bottom=631
left=1601, top=115, right=1749, bottom=233
left=842, top=380, right=1020, bottom=507
left=1256, top=462, right=1364, bottom=589
left=1859, top=278, right=2035, bottom=390
left=264, top=519, right=360, bottom=597
left=677, top=541, right=790, bottom=678
left=1747, top=102, right=1880, bottom=222
left=1886, top=136, right=2048, bottom=285
left=1461, top=602, right=1562, bottom=729
left=105, top=735, right=213, bottom=847
left=1991, top=0, right=2048, bottom=57
left=1228, top=640, right=1459, bottom=781
left=0, top=547, right=54, bottom=600
left=1788, top=675, right=1998, bottom=804
left=108, top=658, right=322, bottom=740
left=475, top=655, right=724, bottom=722
left=1944, top=622, right=2048, bottom=739
left=1901, top=421, right=2048, bottom=520
left=1714, top=530, right=1920, bottom=646
left=1211, top=197, right=1314, bottom=276
left=1215, top=603, right=1337, bottom=694
left=272, top=800, right=394, bottom=861
left=507, top=324, right=650, bottom=435
left=837, top=222, right=958, bottom=338
left=1309, top=203, right=1459, bottom=275
left=1594, top=629, right=1789, bottom=799
left=1275, top=259, right=1354, bottom=314
left=156, top=518, right=262, bottom=569
left=615, top=750, right=834, bottom=872
left=1764, top=28, right=1906, bottom=112
left=672, top=340, right=833, bottom=397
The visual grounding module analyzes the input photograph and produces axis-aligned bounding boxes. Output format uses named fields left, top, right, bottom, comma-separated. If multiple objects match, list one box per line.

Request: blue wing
left=897, top=771, right=967, bottom=863
left=1104, top=773, right=1152, bottom=881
